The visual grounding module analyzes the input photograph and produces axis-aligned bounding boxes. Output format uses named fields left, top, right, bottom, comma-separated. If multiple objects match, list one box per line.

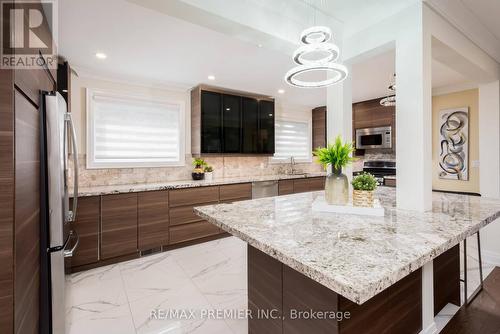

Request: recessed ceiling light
left=208, top=75, right=215, bottom=80
left=258, top=44, right=263, bottom=48
left=95, top=52, right=107, bottom=59
left=278, top=89, right=285, bottom=94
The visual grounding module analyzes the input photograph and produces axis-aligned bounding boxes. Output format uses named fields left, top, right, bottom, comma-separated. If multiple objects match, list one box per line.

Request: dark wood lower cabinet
left=433, top=245, right=461, bottom=315
left=169, top=186, right=219, bottom=207
left=220, top=183, right=252, bottom=201
left=248, top=246, right=283, bottom=334
left=101, top=194, right=138, bottom=260
left=169, top=202, right=219, bottom=226
left=249, top=243, right=462, bottom=334
left=308, top=177, right=325, bottom=191
left=170, top=221, right=221, bottom=244
left=138, top=191, right=169, bottom=251
left=292, top=179, right=310, bottom=194
left=278, top=180, right=294, bottom=195
left=70, top=196, right=99, bottom=267
left=70, top=179, right=328, bottom=271
left=291, top=177, right=326, bottom=194
left=248, top=245, right=423, bottom=334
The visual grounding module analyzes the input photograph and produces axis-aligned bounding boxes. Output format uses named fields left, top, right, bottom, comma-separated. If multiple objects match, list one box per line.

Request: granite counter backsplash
left=68, top=154, right=324, bottom=188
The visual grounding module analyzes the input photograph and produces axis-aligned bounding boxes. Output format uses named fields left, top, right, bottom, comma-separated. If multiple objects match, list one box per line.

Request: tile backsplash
left=69, top=154, right=324, bottom=188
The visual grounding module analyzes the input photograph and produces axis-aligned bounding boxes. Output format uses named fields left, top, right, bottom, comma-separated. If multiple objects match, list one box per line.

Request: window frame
left=86, top=88, right=186, bottom=169
left=269, top=116, right=313, bottom=164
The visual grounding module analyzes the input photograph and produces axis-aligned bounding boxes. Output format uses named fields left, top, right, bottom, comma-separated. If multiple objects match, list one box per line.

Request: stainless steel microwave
left=355, top=126, right=392, bottom=149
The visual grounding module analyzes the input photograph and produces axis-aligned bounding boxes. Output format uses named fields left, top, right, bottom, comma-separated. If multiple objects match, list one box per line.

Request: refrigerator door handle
left=63, top=230, right=79, bottom=258
left=65, top=112, right=79, bottom=222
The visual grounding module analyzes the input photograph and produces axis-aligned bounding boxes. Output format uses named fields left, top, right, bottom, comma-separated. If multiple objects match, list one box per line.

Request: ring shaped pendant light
left=300, top=26, right=332, bottom=44
left=285, top=63, right=349, bottom=88
left=380, top=95, right=396, bottom=107
left=293, top=42, right=340, bottom=65
left=286, top=26, right=348, bottom=88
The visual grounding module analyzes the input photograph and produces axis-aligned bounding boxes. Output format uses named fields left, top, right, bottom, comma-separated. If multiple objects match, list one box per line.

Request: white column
left=395, top=4, right=433, bottom=211
left=421, top=262, right=438, bottom=334
left=479, top=80, right=500, bottom=198
left=479, top=80, right=500, bottom=265
left=326, top=65, right=353, bottom=179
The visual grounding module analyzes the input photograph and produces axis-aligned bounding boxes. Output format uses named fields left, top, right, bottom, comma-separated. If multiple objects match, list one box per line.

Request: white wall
left=479, top=80, right=500, bottom=264
left=70, top=72, right=191, bottom=156
left=479, top=81, right=500, bottom=198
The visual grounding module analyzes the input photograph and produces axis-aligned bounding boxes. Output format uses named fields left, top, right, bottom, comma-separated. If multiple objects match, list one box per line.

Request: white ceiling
left=58, top=0, right=327, bottom=108
left=59, top=0, right=477, bottom=110
left=425, top=0, right=500, bottom=64
left=351, top=49, right=471, bottom=103
left=304, top=0, right=419, bottom=37
left=461, top=0, right=500, bottom=41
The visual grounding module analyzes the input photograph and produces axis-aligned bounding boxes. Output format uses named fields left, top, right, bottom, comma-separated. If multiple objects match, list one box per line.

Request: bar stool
left=462, top=231, right=484, bottom=305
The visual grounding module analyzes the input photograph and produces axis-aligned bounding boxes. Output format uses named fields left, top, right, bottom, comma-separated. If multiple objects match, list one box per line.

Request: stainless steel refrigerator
left=40, top=91, right=79, bottom=334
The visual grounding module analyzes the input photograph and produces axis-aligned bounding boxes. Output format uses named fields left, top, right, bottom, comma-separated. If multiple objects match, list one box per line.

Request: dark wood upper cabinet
left=192, top=85, right=274, bottom=155
left=201, top=91, right=222, bottom=153
left=242, top=97, right=259, bottom=154
left=222, top=94, right=242, bottom=153
left=352, top=98, right=395, bottom=156
left=258, top=100, right=275, bottom=154
left=57, top=61, right=71, bottom=111
left=101, top=193, right=138, bottom=260
left=312, top=106, right=327, bottom=149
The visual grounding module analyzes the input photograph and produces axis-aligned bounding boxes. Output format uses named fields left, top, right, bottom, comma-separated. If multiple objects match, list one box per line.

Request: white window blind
left=273, top=119, right=311, bottom=162
left=87, top=89, right=185, bottom=168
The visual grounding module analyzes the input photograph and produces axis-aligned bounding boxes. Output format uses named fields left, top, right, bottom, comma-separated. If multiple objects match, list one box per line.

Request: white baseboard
left=482, top=249, right=500, bottom=267
left=419, top=321, right=438, bottom=334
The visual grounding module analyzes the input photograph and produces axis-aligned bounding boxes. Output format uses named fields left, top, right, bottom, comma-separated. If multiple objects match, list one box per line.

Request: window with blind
left=272, top=119, right=312, bottom=162
left=86, top=89, right=185, bottom=168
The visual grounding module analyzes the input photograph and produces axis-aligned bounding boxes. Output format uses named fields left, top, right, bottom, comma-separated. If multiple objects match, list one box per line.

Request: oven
left=358, top=160, right=396, bottom=186
left=355, top=126, right=392, bottom=149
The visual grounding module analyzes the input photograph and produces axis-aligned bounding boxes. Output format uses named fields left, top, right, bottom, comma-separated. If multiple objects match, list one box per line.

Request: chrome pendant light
left=380, top=73, right=396, bottom=107
left=285, top=26, right=348, bottom=88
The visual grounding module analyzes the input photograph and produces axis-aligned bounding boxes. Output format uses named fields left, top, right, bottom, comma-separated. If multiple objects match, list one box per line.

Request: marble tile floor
left=66, top=236, right=496, bottom=334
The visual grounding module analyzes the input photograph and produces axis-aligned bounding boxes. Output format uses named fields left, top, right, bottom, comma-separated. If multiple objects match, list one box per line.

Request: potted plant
left=192, top=158, right=207, bottom=180
left=351, top=173, right=378, bottom=207
left=313, top=135, right=355, bottom=205
left=204, top=165, right=214, bottom=181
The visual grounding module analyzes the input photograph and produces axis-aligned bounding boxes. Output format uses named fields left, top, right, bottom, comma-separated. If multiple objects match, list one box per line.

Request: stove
left=361, top=160, right=396, bottom=185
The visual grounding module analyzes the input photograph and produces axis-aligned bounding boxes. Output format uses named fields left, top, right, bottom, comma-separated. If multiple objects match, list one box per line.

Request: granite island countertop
left=194, top=187, right=500, bottom=304
left=73, top=172, right=326, bottom=197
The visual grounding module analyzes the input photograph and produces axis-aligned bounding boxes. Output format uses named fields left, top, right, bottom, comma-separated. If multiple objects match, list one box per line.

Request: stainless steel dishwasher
left=252, top=180, right=279, bottom=199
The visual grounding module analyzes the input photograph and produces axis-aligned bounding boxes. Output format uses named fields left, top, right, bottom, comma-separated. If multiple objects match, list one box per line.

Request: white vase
left=205, top=172, right=213, bottom=181
left=325, top=166, right=349, bottom=205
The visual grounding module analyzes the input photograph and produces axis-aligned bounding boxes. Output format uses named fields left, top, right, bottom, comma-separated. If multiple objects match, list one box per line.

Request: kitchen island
left=194, top=187, right=500, bottom=334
